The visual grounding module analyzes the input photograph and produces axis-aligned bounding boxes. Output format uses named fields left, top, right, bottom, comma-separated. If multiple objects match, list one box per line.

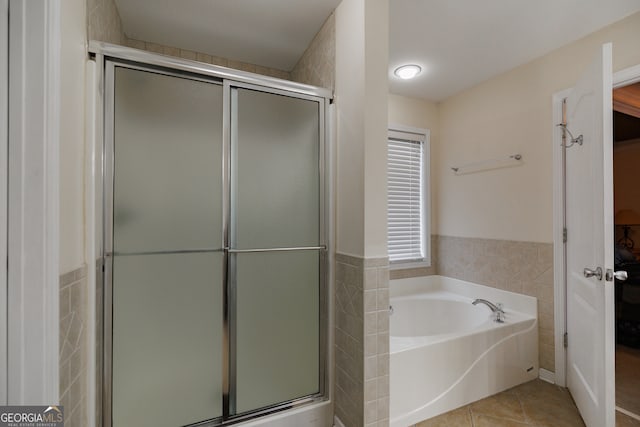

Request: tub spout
left=472, top=299, right=505, bottom=323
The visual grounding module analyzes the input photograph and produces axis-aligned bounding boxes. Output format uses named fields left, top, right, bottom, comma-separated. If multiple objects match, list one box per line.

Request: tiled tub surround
left=335, top=254, right=390, bottom=427
left=389, top=276, right=538, bottom=427
left=391, top=235, right=555, bottom=373
left=60, top=265, right=89, bottom=427
left=436, top=236, right=555, bottom=373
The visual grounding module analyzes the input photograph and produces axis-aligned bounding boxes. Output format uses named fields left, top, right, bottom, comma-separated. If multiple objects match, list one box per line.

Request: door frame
left=6, top=0, right=60, bottom=404
left=552, top=63, right=640, bottom=387
left=0, top=0, right=7, bottom=405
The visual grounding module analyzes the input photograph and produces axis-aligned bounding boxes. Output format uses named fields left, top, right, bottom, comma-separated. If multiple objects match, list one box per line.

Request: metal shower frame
left=89, top=41, right=333, bottom=427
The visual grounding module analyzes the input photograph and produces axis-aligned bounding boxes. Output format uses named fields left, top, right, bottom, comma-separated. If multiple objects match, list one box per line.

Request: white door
left=0, top=0, right=8, bottom=406
left=565, top=43, right=615, bottom=427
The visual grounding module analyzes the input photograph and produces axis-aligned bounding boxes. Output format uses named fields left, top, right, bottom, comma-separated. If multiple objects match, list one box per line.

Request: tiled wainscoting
left=335, top=254, right=390, bottom=427
left=59, top=265, right=89, bottom=427
left=391, top=235, right=555, bottom=373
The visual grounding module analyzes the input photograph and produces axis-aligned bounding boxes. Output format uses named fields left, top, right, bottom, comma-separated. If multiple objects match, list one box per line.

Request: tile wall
left=87, top=0, right=124, bottom=45
left=59, top=265, right=89, bottom=427
left=391, top=235, right=555, bottom=373
left=335, top=254, right=390, bottom=427
left=290, top=13, right=336, bottom=91
left=436, top=236, right=555, bottom=372
left=123, top=39, right=291, bottom=80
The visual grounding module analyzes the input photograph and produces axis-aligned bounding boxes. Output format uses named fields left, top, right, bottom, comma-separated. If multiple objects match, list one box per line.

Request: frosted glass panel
left=235, top=250, right=320, bottom=413
left=233, top=89, right=320, bottom=249
left=113, top=67, right=223, bottom=252
left=112, top=253, right=223, bottom=427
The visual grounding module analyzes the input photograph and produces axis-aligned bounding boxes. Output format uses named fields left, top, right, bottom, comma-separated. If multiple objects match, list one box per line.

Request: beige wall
left=335, top=0, right=389, bottom=258
left=435, top=11, right=640, bottom=243
left=60, top=0, right=87, bottom=275
left=363, top=0, right=389, bottom=260
left=388, top=94, right=438, bottom=130
left=59, top=0, right=125, bottom=278
left=59, top=0, right=90, bottom=424
left=335, top=0, right=365, bottom=257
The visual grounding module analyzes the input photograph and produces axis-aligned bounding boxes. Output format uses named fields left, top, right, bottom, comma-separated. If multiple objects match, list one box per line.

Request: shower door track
left=94, top=42, right=333, bottom=427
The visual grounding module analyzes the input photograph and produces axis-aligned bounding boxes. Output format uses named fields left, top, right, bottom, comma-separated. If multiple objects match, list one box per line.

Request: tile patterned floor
left=412, top=379, right=640, bottom=426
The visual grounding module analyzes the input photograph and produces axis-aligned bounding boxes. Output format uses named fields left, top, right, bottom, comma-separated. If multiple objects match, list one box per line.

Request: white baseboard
left=333, top=416, right=346, bottom=427
left=538, top=368, right=555, bottom=384
left=616, top=406, right=640, bottom=421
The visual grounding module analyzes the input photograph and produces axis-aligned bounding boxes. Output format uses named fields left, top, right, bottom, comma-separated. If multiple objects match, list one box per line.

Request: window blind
left=387, top=137, right=424, bottom=263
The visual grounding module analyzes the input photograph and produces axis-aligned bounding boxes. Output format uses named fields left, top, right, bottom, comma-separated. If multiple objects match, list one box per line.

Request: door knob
left=583, top=267, right=603, bottom=280
left=605, top=269, right=627, bottom=282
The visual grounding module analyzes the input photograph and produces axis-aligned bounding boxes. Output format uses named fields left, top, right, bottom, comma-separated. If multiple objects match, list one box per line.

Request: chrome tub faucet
left=472, top=299, right=505, bottom=323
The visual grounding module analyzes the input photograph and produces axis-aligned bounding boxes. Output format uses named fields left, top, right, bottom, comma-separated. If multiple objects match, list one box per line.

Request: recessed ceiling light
left=394, top=64, right=422, bottom=80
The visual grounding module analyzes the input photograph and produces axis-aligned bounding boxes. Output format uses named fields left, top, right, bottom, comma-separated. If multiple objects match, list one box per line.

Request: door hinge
left=563, top=332, right=568, bottom=348
left=563, top=227, right=567, bottom=243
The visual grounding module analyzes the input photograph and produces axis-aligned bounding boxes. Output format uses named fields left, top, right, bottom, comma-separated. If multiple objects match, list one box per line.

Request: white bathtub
left=390, top=275, right=538, bottom=427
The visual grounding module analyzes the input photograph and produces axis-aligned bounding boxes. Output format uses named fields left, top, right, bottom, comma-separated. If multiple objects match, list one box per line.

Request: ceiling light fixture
left=394, top=64, right=421, bottom=80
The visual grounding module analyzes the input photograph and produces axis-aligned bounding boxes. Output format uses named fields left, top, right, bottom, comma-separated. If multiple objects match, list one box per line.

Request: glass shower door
left=229, top=87, right=322, bottom=415
left=107, top=64, right=326, bottom=426
left=110, top=67, right=224, bottom=427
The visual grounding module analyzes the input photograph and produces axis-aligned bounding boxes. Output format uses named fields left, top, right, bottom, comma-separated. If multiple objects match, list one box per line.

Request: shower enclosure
left=92, top=43, right=331, bottom=427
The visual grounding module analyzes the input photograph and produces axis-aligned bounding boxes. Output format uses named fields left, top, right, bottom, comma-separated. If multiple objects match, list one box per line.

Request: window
left=387, top=127, right=430, bottom=266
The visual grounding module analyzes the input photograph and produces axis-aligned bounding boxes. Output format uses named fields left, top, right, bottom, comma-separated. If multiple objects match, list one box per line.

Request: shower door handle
left=226, top=246, right=325, bottom=253
left=583, top=267, right=603, bottom=280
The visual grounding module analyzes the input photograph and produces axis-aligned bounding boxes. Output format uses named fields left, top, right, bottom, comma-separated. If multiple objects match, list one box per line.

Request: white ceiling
left=114, top=0, right=640, bottom=101
left=114, top=0, right=342, bottom=71
left=390, top=0, right=640, bottom=101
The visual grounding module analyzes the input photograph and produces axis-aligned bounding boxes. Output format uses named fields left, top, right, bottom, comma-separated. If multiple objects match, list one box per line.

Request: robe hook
left=557, top=124, right=583, bottom=148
